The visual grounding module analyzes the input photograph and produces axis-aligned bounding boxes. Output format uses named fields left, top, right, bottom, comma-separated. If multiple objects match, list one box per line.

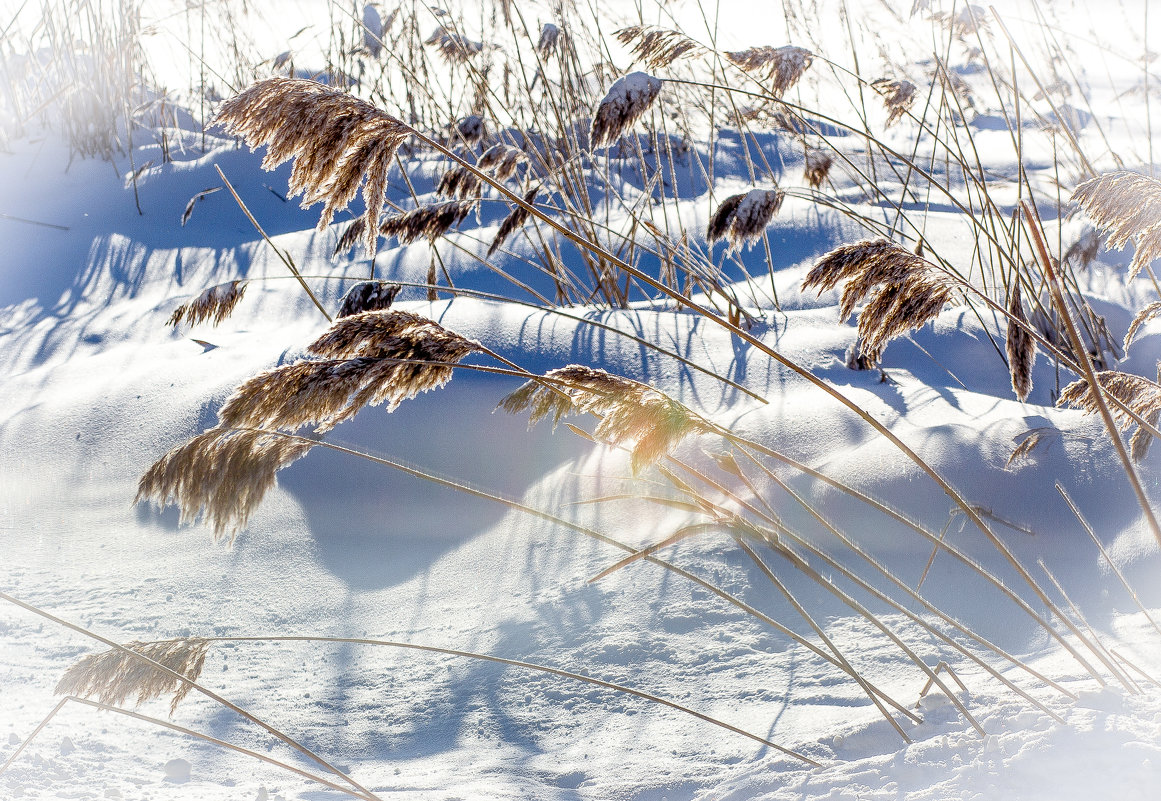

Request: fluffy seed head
left=804, top=148, right=834, bottom=189
left=725, top=45, right=813, bottom=96
left=168, top=281, right=247, bottom=329
left=338, top=281, right=402, bottom=318
left=499, top=365, right=713, bottom=471
left=438, top=164, right=483, bottom=198
left=1006, top=282, right=1035, bottom=401
left=707, top=189, right=784, bottom=253
left=1072, top=171, right=1161, bottom=279
left=136, top=429, right=314, bottom=540
left=614, top=25, right=702, bottom=69
left=1125, top=301, right=1161, bottom=351
left=590, top=72, right=663, bottom=149
left=1058, top=370, right=1161, bottom=462
left=213, top=77, right=411, bottom=255
left=455, top=114, right=485, bottom=145
left=488, top=186, right=539, bottom=257
left=804, top=238, right=957, bottom=358
left=425, top=27, right=483, bottom=63
left=56, top=639, right=211, bottom=715
left=379, top=200, right=478, bottom=244
left=476, top=143, right=526, bottom=181
left=537, top=23, right=561, bottom=57
left=872, top=78, right=917, bottom=126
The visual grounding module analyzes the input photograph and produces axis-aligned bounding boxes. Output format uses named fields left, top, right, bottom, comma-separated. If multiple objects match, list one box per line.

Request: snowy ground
left=3, top=1, right=1161, bottom=799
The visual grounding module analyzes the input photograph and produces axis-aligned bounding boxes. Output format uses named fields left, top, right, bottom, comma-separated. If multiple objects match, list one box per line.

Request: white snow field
left=2, top=0, right=1161, bottom=799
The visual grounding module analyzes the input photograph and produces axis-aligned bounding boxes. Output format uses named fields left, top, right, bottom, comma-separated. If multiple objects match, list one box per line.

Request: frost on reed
left=455, top=114, right=485, bottom=145
left=706, top=189, right=784, bottom=253
left=338, top=281, right=402, bottom=318
left=1058, top=371, right=1161, bottom=461
left=872, top=79, right=917, bottom=126
left=167, top=281, right=246, bottom=329
left=137, top=429, right=314, bottom=539
left=590, top=72, right=662, bottom=149
left=804, top=148, right=834, bottom=189
left=499, top=365, right=713, bottom=471
left=213, top=77, right=411, bottom=254
left=425, top=27, right=484, bottom=63
left=438, top=164, right=482, bottom=199
left=1072, top=171, right=1161, bottom=279
left=1006, top=282, right=1035, bottom=401
left=489, top=186, right=539, bottom=256
left=379, top=200, right=478, bottom=244
left=56, top=639, right=210, bottom=715
left=803, top=238, right=957, bottom=361
left=614, top=26, right=702, bottom=69
left=725, top=45, right=813, bottom=97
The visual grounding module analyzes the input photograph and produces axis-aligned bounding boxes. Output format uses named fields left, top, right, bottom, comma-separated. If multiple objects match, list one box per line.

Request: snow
left=2, top=0, right=1161, bottom=799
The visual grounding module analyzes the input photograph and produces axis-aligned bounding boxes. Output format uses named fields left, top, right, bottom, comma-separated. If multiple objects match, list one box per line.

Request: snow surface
left=2, top=1, right=1161, bottom=799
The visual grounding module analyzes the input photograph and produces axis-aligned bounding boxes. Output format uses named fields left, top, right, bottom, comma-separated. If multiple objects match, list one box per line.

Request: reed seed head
left=1125, top=301, right=1161, bottom=351
left=425, top=27, right=484, bottom=63
left=338, top=281, right=402, bottom=318
left=725, top=45, right=813, bottom=97
left=378, top=200, right=478, bottom=244
left=488, top=186, right=539, bottom=257
left=538, top=23, right=561, bottom=57
left=706, top=189, right=784, bottom=253
left=872, top=78, right=917, bottom=127
left=213, top=77, right=412, bottom=255
left=1072, top=171, right=1161, bottom=279
left=590, top=72, right=663, bottom=149
left=614, top=25, right=702, bottom=69
left=499, top=365, right=713, bottom=471
left=455, top=114, right=485, bottom=145
left=167, top=281, right=247, bottom=329
left=136, top=428, right=314, bottom=540
left=56, top=639, right=211, bottom=715
left=1006, top=282, right=1035, bottom=401
left=476, top=143, right=526, bottom=181
left=1058, top=370, right=1161, bottom=461
left=804, top=148, right=834, bottom=189
left=437, top=164, right=483, bottom=199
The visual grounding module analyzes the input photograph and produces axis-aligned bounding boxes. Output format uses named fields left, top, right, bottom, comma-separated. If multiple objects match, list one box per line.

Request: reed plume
left=425, top=28, right=483, bottom=63
left=614, top=26, right=702, bottom=69
left=590, top=72, right=663, bottom=149
left=455, top=114, right=485, bottom=146
left=1006, top=282, right=1035, bottom=401
left=213, top=77, right=411, bottom=254
left=476, top=144, right=526, bottom=181
left=706, top=189, right=784, bottom=253
left=499, top=365, right=713, bottom=470
left=338, top=281, right=402, bottom=318
left=724, top=45, right=813, bottom=97
left=537, top=23, right=561, bottom=57
left=136, top=429, right=314, bottom=539
left=872, top=79, right=917, bottom=126
left=804, top=148, right=834, bottom=189
left=438, top=164, right=482, bottom=198
left=168, top=281, right=247, bottom=329
left=803, top=238, right=957, bottom=360
left=379, top=200, right=478, bottom=244
left=1059, top=370, right=1161, bottom=462
left=333, top=216, right=369, bottom=257
left=56, top=639, right=210, bottom=715
left=1072, top=171, right=1161, bottom=279
left=488, top=186, right=539, bottom=257
left=1125, top=301, right=1161, bottom=350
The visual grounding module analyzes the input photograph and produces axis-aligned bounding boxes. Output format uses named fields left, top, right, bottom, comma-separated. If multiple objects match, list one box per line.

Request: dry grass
left=55, top=639, right=210, bottom=715
left=614, top=26, right=703, bottom=70
left=804, top=148, right=834, bottom=189
left=379, top=200, right=478, bottom=244
left=1006, top=282, right=1035, bottom=401
left=489, top=187, right=539, bottom=257
left=1072, top=171, right=1161, bottom=279
left=724, top=45, right=813, bottom=96
left=167, top=281, right=247, bottom=329
left=1125, top=301, right=1161, bottom=350
left=213, top=77, right=411, bottom=254
left=338, top=282, right=402, bottom=318
left=706, top=189, right=784, bottom=253
left=872, top=78, right=917, bottom=127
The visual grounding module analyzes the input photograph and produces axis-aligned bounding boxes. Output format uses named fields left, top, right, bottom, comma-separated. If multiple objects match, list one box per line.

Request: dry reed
left=1059, top=371, right=1161, bottom=461
left=803, top=238, right=957, bottom=361
left=590, top=72, right=663, bottom=149
left=499, top=365, right=713, bottom=470
left=476, top=144, right=526, bottom=181
left=438, top=165, right=483, bottom=199
left=537, top=23, right=561, bottom=57
left=167, top=281, right=247, bottom=329
left=333, top=216, right=369, bottom=257
left=1125, top=301, right=1161, bottom=350
left=614, top=26, right=702, bottom=69
left=1072, top=171, right=1161, bottom=279
left=424, top=28, right=484, bottom=63
left=489, top=186, right=539, bottom=257
left=706, top=189, right=784, bottom=253
left=56, top=639, right=210, bottom=715
left=1006, top=282, right=1035, bottom=400
left=872, top=79, right=917, bottom=126
left=725, top=45, right=813, bottom=97
left=136, top=429, right=314, bottom=539
left=213, top=77, right=411, bottom=254
left=338, top=282, right=402, bottom=318
left=804, top=148, right=834, bottom=189
left=379, top=200, right=478, bottom=244
left=455, top=114, right=486, bottom=146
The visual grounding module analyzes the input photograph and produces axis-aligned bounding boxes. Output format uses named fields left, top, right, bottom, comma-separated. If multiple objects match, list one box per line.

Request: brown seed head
left=338, top=281, right=402, bottom=318
left=1058, top=369, right=1161, bottom=461
left=614, top=25, right=702, bottom=69
left=1072, top=171, right=1161, bottom=279
left=1006, top=282, right=1035, bottom=401
left=872, top=78, right=917, bottom=126
left=707, top=189, right=784, bottom=253
left=488, top=186, right=539, bottom=257
left=378, top=200, right=478, bottom=244
left=425, top=27, right=483, bottom=63
left=590, top=72, right=663, bottom=149
left=56, top=639, right=211, bottom=715
left=168, top=281, right=247, bottom=329
left=725, top=45, right=813, bottom=96
left=804, top=148, right=834, bottom=189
